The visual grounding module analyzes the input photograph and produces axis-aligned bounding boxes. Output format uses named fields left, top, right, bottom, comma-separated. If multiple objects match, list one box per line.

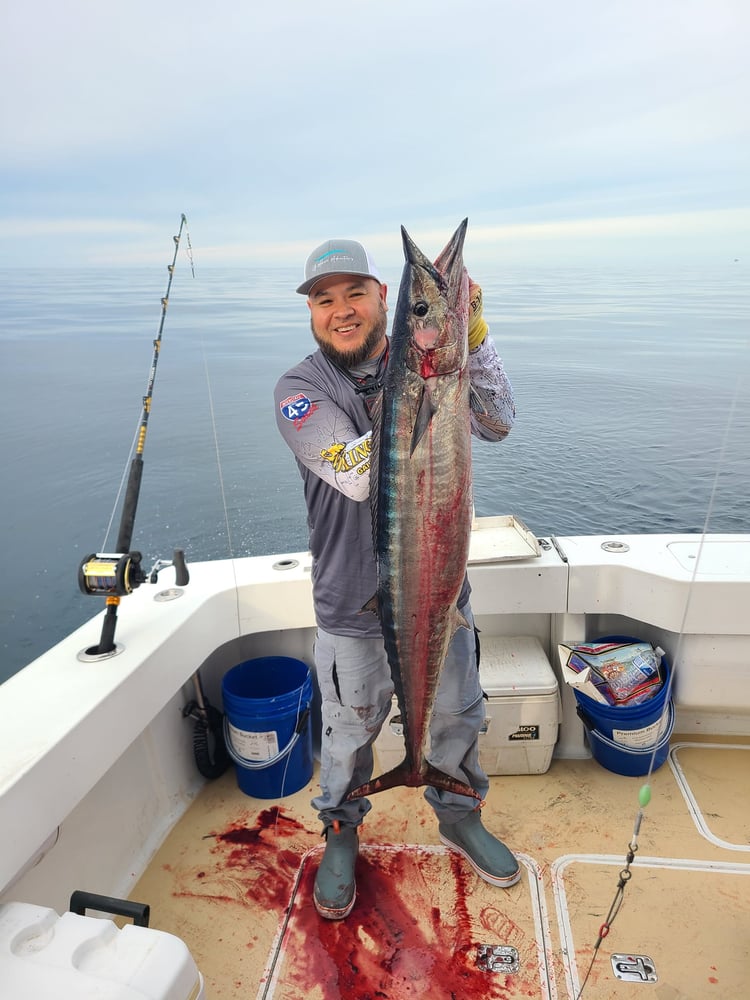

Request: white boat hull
left=2, top=522, right=749, bottom=916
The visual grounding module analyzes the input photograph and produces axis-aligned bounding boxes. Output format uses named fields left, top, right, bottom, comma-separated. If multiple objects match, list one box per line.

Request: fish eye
left=413, top=301, right=429, bottom=317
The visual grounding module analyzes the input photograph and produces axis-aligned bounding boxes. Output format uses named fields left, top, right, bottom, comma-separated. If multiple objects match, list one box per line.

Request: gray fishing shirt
left=274, top=334, right=515, bottom=636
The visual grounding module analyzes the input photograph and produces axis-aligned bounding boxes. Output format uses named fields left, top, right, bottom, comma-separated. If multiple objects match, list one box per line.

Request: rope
left=223, top=689, right=310, bottom=771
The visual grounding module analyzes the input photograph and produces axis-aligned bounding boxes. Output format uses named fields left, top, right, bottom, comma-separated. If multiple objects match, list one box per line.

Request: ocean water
left=1, top=264, right=748, bottom=682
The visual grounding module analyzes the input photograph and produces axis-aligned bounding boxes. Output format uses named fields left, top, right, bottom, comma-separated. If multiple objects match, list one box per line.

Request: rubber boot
left=313, top=822, right=358, bottom=919
left=438, top=810, right=521, bottom=888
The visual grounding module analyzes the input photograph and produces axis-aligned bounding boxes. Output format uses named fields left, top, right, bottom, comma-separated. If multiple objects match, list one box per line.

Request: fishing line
left=198, top=336, right=309, bottom=823
left=101, top=241, right=196, bottom=553
left=198, top=334, right=244, bottom=649
left=198, top=338, right=248, bottom=779
left=197, top=291, right=316, bottom=833
left=575, top=364, right=745, bottom=1000
left=202, top=353, right=236, bottom=560
left=275, top=682, right=308, bottom=838
left=100, top=415, right=143, bottom=552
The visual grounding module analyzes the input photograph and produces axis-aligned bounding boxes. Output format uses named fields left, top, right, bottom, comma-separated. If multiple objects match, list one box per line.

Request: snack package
left=559, top=640, right=665, bottom=706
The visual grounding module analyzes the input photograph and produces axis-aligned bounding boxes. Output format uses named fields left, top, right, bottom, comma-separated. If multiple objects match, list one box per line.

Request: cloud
left=1, top=1, right=748, bottom=267
left=96, top=207, right=747, bottom=268
left=0, top=218, right=153, bottom=238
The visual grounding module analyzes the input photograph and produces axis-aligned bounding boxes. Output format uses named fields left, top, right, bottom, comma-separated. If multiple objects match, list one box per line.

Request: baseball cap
left=296, top=238, right=381, bottom=295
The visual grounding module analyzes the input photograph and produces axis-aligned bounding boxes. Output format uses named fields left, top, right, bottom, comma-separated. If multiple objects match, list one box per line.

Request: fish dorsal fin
left=411, top=384, right=437, bottom=454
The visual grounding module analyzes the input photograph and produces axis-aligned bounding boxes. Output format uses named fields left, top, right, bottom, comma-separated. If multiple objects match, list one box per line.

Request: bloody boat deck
left=132, top=737, right=750, bottom=999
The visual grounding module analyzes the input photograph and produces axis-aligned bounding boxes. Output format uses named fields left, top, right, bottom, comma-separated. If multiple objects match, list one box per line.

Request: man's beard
left=311, top=305, right=387, bottom=368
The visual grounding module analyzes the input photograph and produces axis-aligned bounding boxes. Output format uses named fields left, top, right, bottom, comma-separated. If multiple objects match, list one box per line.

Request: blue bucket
left=573, top=636, right=673, bottom=776
left=222, top=656, right=313, bottom=799
left=586, top=701, right=675, bottom=776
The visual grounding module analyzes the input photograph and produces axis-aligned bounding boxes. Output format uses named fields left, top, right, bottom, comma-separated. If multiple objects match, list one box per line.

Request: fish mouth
left=416, top=344, right=461, bottom=378
left=413, top=326, right=441, bottom=351
left=407, top=334, right=463, bottom=378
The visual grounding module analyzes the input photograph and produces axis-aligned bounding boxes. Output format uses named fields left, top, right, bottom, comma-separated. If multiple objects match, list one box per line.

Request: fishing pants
left=311, top=602, right=489, bottom=829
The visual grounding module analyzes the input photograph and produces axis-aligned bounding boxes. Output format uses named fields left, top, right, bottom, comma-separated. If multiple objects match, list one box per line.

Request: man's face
left=307, top=275, right=388, bottom=367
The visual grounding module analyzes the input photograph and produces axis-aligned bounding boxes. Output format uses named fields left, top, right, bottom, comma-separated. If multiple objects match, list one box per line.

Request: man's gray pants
left=311, top=602, right=488, bottom=830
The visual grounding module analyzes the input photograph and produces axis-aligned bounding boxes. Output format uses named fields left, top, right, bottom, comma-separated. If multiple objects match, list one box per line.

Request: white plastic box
left=0, top=901, right=204, bottom=1000
left=373, top=635, right=561, bottom=776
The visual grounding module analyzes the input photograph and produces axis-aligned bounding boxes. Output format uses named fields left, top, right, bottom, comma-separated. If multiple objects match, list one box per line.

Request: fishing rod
left=78, top=214, right=193, bottom=657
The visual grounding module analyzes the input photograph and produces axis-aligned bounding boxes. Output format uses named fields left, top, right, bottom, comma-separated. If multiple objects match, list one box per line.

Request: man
left=274, top=237, right=518, bottom=919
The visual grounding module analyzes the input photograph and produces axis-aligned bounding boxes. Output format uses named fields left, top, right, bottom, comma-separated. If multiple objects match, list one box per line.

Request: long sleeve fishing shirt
left=274, top=334, right=515, bottom=636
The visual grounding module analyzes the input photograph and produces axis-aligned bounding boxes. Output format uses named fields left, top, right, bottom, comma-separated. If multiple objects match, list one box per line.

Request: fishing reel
left=78, top=549, right=189, bottom=597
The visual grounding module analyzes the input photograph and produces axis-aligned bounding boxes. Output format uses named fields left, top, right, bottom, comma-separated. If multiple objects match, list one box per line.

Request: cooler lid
left=479, top=636, right=559, bottom=697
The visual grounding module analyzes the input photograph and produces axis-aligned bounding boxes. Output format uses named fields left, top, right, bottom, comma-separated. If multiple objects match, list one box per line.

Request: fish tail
left=346, top=757, right=481, bottom=802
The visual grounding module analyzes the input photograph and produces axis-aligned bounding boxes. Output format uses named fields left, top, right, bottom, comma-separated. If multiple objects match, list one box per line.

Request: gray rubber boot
left=313, top=823, right=359, bottom=919
left=439, top=810, right=521, bottom=888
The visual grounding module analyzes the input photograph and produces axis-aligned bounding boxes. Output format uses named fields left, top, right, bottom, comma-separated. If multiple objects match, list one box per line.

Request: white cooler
left=0, top=901, right=204, bottom=1000
left=374, top=635, right=561, bottom=776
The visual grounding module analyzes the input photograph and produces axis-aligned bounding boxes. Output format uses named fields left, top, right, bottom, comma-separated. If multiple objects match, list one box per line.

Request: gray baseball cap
left=296, top=238, right=381, bottom=295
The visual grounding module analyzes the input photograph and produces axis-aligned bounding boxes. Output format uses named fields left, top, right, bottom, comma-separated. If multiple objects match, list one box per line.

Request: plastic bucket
left=573, top=635, right=673, bottom=776
left=222, top=656, right=313, bottom=799
left=586, top=701, right=675, bottom=776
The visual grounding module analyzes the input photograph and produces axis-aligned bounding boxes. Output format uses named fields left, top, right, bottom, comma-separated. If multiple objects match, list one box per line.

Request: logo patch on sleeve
left=321, top=437, right=371, bottom=474
left=280, top=393, right=317, bottom=429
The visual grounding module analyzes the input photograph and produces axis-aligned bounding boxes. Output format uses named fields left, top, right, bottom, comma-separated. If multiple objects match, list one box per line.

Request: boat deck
left=132, top=737, right=750, bottom=999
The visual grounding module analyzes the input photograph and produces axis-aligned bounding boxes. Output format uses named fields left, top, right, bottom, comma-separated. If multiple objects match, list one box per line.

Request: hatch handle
left=69, top=890, right=150, bottom=927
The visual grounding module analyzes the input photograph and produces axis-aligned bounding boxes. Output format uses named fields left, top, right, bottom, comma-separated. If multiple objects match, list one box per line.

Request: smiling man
left=306, top=248, right=388, bottom=368
left=273, top=235, right=517, bottom=920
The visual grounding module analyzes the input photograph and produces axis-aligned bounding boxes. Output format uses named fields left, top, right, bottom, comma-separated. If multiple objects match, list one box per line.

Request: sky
left=1, top=0, right=748, bottom=270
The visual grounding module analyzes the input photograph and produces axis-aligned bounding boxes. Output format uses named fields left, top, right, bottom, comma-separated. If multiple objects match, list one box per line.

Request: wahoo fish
left=349, top=218, right=480, bottom=802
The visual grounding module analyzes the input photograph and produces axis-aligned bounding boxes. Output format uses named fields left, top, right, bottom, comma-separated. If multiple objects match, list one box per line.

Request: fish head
left=395, top=219, right=470, bottom=379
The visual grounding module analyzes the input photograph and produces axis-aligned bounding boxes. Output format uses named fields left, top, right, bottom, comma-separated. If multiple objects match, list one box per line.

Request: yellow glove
left=467, top=279, right=488, bottom=351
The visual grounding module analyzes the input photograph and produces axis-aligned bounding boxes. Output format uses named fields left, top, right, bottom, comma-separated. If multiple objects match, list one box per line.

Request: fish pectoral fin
left=469, top=385, right=487, bottom=415
left=410, top=385, right=436, bottom=454
left=447, top=608, right=472, bottom=641
left=359, top=595, right=380, bottom=617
